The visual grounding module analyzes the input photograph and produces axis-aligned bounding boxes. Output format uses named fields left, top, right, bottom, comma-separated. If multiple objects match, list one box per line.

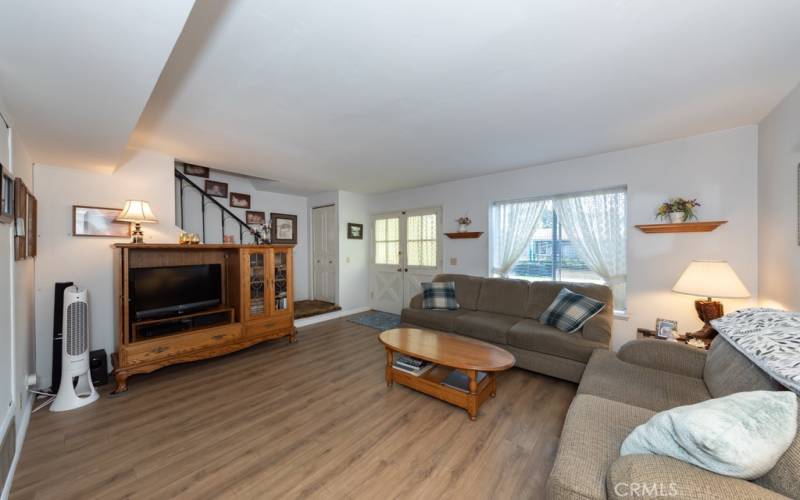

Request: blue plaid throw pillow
left=422, top=282, right=460, bottom=310
left=539, top=288, right=605, bottom=333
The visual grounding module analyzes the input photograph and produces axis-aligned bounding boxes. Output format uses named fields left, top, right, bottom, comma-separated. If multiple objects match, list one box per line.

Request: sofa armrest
left=617, top=340, right=707, bottom=379
left=607, top=455, right=788, bottom=500
left=408, top=293, right=423, bottom=309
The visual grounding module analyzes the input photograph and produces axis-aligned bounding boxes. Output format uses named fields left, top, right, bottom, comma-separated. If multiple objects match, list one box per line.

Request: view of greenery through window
left=509, top=201, right=604, bottom=284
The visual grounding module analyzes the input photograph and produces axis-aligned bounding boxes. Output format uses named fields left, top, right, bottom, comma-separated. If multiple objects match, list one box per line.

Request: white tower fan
left=51, top=286, right=99, bottom=412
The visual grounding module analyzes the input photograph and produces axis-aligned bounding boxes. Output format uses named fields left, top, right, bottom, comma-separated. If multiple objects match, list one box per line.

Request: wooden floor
left=11, top=317, right=576, bottom=500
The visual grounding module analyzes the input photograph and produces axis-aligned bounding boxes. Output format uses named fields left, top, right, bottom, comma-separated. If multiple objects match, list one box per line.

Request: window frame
left=490, top=186, right=628, bottom=314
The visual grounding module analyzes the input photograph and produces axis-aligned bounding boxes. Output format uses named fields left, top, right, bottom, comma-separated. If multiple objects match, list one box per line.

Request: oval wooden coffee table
left=379, top=328, right=515, bottom=420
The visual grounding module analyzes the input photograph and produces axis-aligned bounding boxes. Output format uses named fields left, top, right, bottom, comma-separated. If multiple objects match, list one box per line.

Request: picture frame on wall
left=204, top=180, right=228, bottom=198
left=183, top=162, right=210, bottom=178
left=72, top=205, right=131, bottom=237
left=246, top=210, right=266, bottom=225
left=0, top=163, right=13, bottom=224
left=14, top=178, right=28, bottom=260
left=230, top=192, right=251, bottom=209
left=27, top=192, right=37, bottom=257
left=270, top=212, right=297, bottom=244
left=347, top=222, right=363, bottom=239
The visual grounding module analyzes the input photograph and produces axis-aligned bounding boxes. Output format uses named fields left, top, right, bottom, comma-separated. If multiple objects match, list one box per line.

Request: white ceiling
left=0, top=0, right=195, bottom=171
left=3, top=1, right=800, bottom=192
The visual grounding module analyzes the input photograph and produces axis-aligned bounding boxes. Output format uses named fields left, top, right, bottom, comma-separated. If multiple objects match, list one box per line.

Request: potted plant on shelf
left=656, top=198, right=701, bottom=223
left=456, top=215, right=472, bottom=233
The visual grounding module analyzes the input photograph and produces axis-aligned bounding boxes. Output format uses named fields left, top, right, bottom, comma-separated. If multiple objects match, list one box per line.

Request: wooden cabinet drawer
left=244, top=317, right=292, bottom=339
left=123, top=323, right=242, bottom=366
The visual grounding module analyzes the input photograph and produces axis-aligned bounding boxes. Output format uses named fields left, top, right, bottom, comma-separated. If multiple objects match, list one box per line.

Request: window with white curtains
left=491, top=187, right=627, bottom=311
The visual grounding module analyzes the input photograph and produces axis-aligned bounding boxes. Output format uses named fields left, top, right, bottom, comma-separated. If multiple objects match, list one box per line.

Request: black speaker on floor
left=50, top=281, right=74, bottom=393
left=90, top=349, right=109, bottom=386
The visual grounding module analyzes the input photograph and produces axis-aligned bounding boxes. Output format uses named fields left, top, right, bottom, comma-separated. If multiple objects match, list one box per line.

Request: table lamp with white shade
left=116, top=200, right=158, bottom=244
left=672, top=260, right=750, bottom=340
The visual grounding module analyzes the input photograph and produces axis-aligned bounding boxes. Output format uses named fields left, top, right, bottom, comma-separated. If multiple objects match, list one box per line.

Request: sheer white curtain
left=554, top=189, right=627, bottom=309
left=491, top=199, right=546, bottom=277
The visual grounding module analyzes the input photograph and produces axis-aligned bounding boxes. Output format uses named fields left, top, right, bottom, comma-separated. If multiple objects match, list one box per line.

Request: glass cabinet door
left=248, top=250, right=266, bottom=318
left=271, top=249, right=291, bottom=315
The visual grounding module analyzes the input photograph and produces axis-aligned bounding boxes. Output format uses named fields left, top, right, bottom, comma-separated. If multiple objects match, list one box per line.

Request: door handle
left=404, top=268, right=408, bottom=272
left=397, top=268, right=402, bottom=272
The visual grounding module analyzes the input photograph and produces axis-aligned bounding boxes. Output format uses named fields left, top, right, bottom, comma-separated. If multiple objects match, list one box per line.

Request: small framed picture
left=229, top=192, right=251, bottom=209
left=246, top=210, right=266, bottom=225
left=204, top=180, right=228, bottom=198
left=183, top=163, right=210, bottom=178
left=270, top=213, right=297, bottom=244
left=347, top=223, right=363, bottom=240
left=655, top=318, right=678, bottom=339
left=0, top=164, right=13, bottom=224
left=73, top=206, right=131, bottom=238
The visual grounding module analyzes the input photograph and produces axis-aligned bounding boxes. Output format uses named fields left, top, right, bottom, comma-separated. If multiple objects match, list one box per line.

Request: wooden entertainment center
left=112, top=243, right=295, bottom=393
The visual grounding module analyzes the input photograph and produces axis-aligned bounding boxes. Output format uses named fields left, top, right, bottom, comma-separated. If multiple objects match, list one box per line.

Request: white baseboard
left=295, top=306, right=371, bottom=328
left=1, top=392, right=33, bottom=500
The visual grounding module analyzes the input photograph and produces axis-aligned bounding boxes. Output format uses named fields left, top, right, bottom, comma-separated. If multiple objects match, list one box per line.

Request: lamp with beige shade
left=116, top=200, right=158, bottom=244
left=672, top=260, right=750, bottom=340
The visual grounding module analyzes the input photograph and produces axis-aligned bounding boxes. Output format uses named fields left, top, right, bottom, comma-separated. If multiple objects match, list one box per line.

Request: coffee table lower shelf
left=387, top=363, right=497, bottom=420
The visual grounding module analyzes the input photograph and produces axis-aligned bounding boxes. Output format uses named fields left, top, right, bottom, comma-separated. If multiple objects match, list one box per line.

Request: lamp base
left=131, top=222, right=144, bottom=244
left=688, top=299, right=724, bottom=340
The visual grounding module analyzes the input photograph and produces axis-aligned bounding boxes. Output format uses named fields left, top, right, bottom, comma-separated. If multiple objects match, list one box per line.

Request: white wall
left=0, top=96, right=36, bottom=498
left=369, top=126, right=759, bottom=350
left=34, top=150, right=181, bottom=388
left=179, top=168, right=309, bottom=301
left=337, top=191, right=370, bottom=311
left=758, top=82, right=800, bottom=311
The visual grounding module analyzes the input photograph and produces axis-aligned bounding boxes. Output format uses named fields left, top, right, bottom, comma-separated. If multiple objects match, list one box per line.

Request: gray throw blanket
left=711, top=308, right=800, bottom=394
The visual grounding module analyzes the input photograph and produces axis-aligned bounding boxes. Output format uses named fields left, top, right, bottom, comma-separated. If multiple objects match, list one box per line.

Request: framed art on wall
left=246, top=210, right=266, bottom=225
left=347, top=223, right=363, bottom=239
left=270, top=213, right=297, bottom=244
left=72, top=205, right=130, bottom=237
left=14, top=178, right=27, bottom=260
left=230, top=192, right=251, bottom=209
left=205, top=180, right=228, bottom=198
left=0, top=163, right=13, bottom=223
left=183, top=163, right=210, bottom=178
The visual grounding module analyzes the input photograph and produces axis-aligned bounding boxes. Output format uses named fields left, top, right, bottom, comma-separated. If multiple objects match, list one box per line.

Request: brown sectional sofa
left=401, top=274, right=613, bottom=382
left=548, top=337, right=799, bottom=499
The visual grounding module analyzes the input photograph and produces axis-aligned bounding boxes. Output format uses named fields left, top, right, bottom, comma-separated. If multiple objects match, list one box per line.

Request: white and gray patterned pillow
left=711, top=308, right=800, bottom=394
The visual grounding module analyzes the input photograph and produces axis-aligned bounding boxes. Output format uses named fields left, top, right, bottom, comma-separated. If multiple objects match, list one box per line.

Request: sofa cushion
left=400, top=308, right=464, bottom=332
left=526, top=281, right=613, bottom=343
left=453, top=311, right=518, bottom=344
left=547, top=394, right=655, bottom=500
left=704, top=336, right=784, bottom=398
left=508, top=319, right=606, bottom=363
left=578, top=350, right=711, bottom=412
left=475, top=277, right=530, bottom=317
left=755, top=394, right=800, bottom=499
left=608, top=455, right=788, bottom=500
left=433, top=274, right=483, bottom=311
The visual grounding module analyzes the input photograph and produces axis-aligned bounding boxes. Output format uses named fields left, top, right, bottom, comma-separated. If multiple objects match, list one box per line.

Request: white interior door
left=312, top=205, right=337, bottom=303
left=370, top=208, right=441, bottom=314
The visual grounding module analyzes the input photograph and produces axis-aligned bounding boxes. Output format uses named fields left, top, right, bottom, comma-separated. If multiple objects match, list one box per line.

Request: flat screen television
left=131, top=264, right=222, bottom=321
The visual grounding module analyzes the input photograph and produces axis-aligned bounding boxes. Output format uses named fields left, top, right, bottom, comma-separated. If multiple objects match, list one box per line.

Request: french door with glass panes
left=370, top=207, right=442, bottom=314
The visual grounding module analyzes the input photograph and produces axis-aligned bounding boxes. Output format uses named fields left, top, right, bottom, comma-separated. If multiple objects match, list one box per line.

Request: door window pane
left=374, top=217, right=399, bottom=265
left=407, top=213, right=437, bottom=267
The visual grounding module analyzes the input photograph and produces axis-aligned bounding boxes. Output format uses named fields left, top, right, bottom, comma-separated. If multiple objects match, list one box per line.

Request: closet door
left=312, top=205, right=337, bottom=303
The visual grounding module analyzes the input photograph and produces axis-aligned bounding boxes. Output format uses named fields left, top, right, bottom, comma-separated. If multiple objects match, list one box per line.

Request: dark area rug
left=348, top=311, right=402, bottom=330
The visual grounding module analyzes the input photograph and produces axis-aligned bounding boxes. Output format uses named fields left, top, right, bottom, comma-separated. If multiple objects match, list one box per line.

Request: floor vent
left=0, top=417, right=15, bottom=493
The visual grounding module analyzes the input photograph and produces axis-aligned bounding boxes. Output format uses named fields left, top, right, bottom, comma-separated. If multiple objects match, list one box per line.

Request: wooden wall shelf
left=445, top=232, right=484, bottom=239
left=635, top=221, right=727, bottom=234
